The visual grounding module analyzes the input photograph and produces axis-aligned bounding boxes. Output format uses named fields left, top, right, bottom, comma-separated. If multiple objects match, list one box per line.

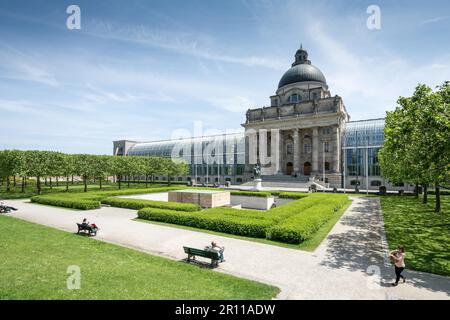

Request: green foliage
left=29, top=186, right=186, bottom=209
left=277, top=192, right=308, bottom=199
left=267, top=196, right=349, bottom=244
left=30, top=195, right=100, bottom=210
left=101, top=197, right=201, bottom=212
left=138, top=207, right=272, bottom=238
left=137, top=193, right=350, bottom=244
left=379, top=82, right=450, bottom=212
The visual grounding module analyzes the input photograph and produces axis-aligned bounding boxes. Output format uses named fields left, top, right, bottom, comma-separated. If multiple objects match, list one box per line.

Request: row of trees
left=379, top=82, right=450, bottom=212
left=0, top=150, right=189, bottom=194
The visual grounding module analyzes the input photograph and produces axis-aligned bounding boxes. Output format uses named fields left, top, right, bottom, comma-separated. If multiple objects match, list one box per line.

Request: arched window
left=287, top=143, right=293, bottom=155
left=325, top=162, right=330, bottom=171
left=289, top=94, right=301, bottom=103
left=304, top=142, right=311, bottom=154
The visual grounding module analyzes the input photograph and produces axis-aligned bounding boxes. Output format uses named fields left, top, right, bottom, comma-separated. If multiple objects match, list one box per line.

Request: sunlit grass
left=381, top=194, right=450, bottom=276
left=0, top=215, right=279, bottom=300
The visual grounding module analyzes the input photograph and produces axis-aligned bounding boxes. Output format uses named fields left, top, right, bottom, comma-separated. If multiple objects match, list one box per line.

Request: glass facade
left=343, top=118, right=384, bottom=177
left=127, top=133, right=246, bottom=179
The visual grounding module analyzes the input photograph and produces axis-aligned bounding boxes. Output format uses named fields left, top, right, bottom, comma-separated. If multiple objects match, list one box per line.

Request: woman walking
left=390, top=245, right=406, bottom=286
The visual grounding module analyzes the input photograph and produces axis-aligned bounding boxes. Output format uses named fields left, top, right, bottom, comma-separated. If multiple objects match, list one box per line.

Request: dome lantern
left=277, top=45, right=327, bottom=89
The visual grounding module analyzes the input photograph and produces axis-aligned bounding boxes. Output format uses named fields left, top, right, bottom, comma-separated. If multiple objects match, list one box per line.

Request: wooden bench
left=183, top=246, right=220, bottom=267
left=76, top=223, right=97, bottom=236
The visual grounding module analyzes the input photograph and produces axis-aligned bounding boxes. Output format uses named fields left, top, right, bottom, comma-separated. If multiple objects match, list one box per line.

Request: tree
left=24, top=150, right=50, bottom=195
left=0, top=150, right=23, bottom=192
left=111, top=156, right=129, bottom=190
left=92, top=155, right=112, bottom=189
left=73, top=154, right=96, bottom=192
left=379, top=82, right=450, bottom=212
left=166, top=158, right=189, bottom=185
left=61, top=154, right=76, bottom=192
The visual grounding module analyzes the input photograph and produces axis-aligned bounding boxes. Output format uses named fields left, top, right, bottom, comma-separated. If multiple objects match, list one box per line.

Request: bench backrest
left=183, top=246, right=220, bottom=259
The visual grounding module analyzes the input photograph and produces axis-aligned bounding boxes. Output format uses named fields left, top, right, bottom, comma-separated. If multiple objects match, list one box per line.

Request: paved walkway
left=4, top=197, right=449, bottom=300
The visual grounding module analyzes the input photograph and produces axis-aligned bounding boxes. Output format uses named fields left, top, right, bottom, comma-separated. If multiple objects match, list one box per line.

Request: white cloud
left=83, top=19, right=286, bottom=71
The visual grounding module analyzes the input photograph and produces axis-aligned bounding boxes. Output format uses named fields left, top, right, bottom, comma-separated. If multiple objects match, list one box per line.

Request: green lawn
left=381, top=194, right=450, bottom=277
left=0, top=215, right=279, bottom=299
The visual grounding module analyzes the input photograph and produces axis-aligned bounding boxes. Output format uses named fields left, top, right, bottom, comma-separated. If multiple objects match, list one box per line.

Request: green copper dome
left=278, top=46, right=327, bottom=89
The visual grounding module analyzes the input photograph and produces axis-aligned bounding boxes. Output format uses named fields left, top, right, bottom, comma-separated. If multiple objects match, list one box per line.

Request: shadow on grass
left=320, top=197, right=450, bottom=295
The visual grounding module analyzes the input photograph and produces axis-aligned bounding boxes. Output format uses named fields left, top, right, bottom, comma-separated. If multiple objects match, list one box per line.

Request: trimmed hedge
left=138, top=207, right=272, bottom=238
left=267, top=195, right=349, bottom=244
left=230, top=191, right=272, bottom=198
left=31, top=196, right=100, bottom=210
left=277, top=192, right=307, bottom=199
left=137, top=194, right=350, bottom=244
left=101, top=197, right=201, bottom=212
left=29, top=186, right=186, bottom=210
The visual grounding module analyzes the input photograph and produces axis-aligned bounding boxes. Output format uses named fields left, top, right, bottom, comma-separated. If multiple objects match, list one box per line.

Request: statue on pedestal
left=253, top=162, right=261, bottom=179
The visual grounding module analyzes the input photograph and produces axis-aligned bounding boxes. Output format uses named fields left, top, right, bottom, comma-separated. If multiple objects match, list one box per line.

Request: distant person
left=208, top=241, right=225, bottom=262
left=389, top=245, right=406, bottom=286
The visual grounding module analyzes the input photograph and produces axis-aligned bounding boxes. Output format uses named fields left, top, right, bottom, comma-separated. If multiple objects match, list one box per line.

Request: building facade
left=113, top=46, right=412, bottom=191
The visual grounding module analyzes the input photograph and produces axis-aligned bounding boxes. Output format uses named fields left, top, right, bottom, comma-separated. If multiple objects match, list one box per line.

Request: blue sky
left=0, top=0, right=449, bottom=154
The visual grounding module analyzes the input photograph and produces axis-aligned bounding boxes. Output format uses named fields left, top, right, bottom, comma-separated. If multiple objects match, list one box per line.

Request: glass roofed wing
left=127, top=133, right=246, bottom=165
left=343, top=118, right=385, bottom=148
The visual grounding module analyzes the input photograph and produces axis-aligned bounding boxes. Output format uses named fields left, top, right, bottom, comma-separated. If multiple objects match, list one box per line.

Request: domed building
left=243, top=45, right=349, bottom=186
left=114, top=46, right=402, bottom=191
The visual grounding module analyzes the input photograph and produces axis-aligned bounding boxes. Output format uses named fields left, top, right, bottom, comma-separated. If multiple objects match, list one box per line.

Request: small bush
left=31, top=196, right=100, bottom=210
left=137, top=207, right=271, bottom=238
left=101, top=197, right=201, bottom=212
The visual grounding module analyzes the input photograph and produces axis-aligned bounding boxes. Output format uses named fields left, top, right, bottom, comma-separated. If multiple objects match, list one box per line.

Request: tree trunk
left=145, top=174, right=149, bottom=188
left=152, top=174, right=155, bottom=184
left=21, top=176, right=25, bottom=193
left=66, top=176, right=69, bottom=192
left=84, top=175, right=88, bottom=193
left=118, top=177, right=122, bottom=190
left=49, top=177, right=52, bottom=189
left=71, top=175, right=74, bottom=185
left=435, top=185, right=441, bottom=213
left=423, top=184, right=428, bottom=204
left=99, top=177, right=102, bottom=189
left=37, top=176, right=41, bottom=195
left=128, top=176, right=130, bottom=188
left=44, top=177, right=47, bottom=186
left=13, top=176, right=16, bottom=187
left=56, top=177, right=59, bottom=187
left=6, top=177, right=10, bottom=192
left=167, top=175, right=170, bottom=185
left=414, top=183, right=418, bottom=198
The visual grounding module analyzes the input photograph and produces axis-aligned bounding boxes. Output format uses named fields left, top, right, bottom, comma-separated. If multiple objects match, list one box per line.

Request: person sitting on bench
left=0, top=201, right=18, bottom=213
left=81, top=218, right=89, bottom=228
left=207, top=241, right=225, bottom=262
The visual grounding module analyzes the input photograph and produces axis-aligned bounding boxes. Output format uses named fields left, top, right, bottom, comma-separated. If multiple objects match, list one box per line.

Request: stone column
left=293, top=128, right=300, bottom=173
left=312, top=127, right=319, bottom=172
left=270, top=129, right=283, bottom=175
left=277, top=130, right=284, bottom=175
left=333, top=126, right=341, bottom=173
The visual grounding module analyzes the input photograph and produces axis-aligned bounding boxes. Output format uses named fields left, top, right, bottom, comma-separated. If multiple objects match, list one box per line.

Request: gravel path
left=4, top=197, right=449, bottom=300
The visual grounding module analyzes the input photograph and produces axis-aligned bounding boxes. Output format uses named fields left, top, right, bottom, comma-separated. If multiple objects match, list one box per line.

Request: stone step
left=260, top=175, right=310, bottom=182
